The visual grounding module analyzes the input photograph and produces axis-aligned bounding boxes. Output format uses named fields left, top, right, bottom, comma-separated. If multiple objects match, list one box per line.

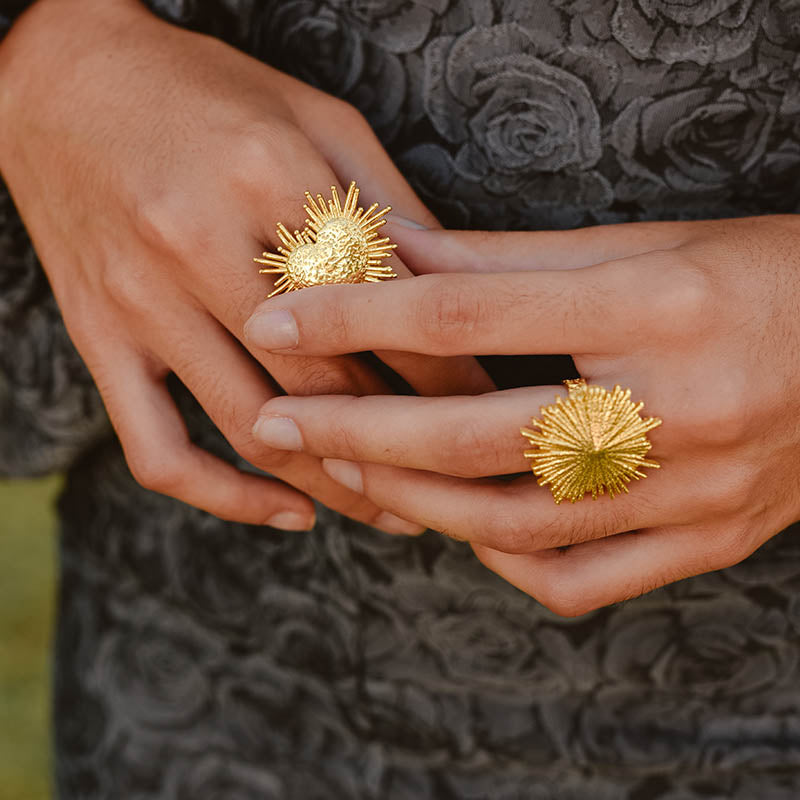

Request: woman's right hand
left=0, top=0, right=491, bottom=532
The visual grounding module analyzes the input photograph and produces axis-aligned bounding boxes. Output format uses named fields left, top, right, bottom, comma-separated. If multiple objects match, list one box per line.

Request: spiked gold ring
left=254, top=181, right=397, bottom=297
left=521, top=379, right=662, bottom=504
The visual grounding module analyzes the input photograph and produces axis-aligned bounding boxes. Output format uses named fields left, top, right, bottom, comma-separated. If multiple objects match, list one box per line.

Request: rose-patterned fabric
left=2, top=1, right=800, bottom=798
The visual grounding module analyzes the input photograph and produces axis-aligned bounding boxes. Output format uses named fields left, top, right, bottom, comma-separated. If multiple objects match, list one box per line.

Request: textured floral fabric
left=2, top=1, right=800, bottom=798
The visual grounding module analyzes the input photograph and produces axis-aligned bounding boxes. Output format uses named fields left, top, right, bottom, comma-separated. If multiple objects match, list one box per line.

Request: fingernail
left=252, top=416, right=303, bottom=451
left=390, top=215, right=428, bottom=230
left=266, top=511, right=315, bottom=531
left=322, top=458, right=363, bottom=494
left=375, top=512, right=426, bottom=536
left=244, top=309, right=299, bottom=350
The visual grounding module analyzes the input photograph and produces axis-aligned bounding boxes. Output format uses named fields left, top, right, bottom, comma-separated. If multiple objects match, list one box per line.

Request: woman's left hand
left=243, top=215, right=800, bottom=615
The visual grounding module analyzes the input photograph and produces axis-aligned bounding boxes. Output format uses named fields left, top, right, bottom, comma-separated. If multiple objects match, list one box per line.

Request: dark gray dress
left=2, top=1, right=800, bottom=797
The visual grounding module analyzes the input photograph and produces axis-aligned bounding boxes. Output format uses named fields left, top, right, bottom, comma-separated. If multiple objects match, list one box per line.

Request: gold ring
left=254, top=181, right=397, bottom=297
left=521, top=379, right=662, bottom=504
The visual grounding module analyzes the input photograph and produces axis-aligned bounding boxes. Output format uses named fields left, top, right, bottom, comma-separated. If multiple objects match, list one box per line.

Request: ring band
left=254, top=181, right=397, bottom=297
left=521, top=379, right=662, bottom=504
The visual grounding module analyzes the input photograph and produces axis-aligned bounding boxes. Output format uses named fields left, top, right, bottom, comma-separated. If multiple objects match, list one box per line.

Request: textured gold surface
left=255, top=181, right=397, bottom=297
left=521, top=379, right=662, bottom=504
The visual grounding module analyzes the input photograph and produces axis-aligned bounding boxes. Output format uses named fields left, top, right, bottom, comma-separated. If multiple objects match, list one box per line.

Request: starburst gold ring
left=521, top=379, right=662, bottom=504
left=254, top=181, right=397, bottom=297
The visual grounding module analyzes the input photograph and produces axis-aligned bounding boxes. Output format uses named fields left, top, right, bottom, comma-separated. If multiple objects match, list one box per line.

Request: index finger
left=244, top=253, right=683, bottom=357
left=189, top=138, right=491, bottom=396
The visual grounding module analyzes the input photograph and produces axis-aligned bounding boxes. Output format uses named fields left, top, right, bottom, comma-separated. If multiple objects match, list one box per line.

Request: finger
left=473, top=521, right=749, bottom=617
left=243, top=256, right=679, bottom=357
left=180, top=140, right=391, bottom=397
left=253, top=387, right=566, bottom=478
left=284, top=79, right=441, bottom=230
left=384, top=221, right=695, bottom=274
left=89, top=346, right=315, bottom=528
left=198, top=147, right=489, bottom=396
left=233, top=117, right=492, bottom=396
left=156, top=306, right=425, bottom=535
left=317, top=458, right=705, bottom=555
left=294, top=99, right=494, bottom=394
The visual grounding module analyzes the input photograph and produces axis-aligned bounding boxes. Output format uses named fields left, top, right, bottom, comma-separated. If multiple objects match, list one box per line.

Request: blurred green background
left=0, top=476, right=60, bottom=800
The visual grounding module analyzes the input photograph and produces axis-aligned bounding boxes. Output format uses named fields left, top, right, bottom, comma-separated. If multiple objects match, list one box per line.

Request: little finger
left=318, top=459, right=698, bottom=554
left=473, top=521, right=755, bottom=617
left=89, top=345, right=315, bottom=528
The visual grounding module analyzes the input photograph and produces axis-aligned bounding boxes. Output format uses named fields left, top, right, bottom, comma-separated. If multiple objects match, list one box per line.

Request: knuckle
left=315, top=293, right=356, bottom=352
left=537, top=506, right=625, bottom=551
left=331, top=98, right=370, bottom=130
left=701, top=464, right=753, bottom=516
left=128, top=451, right=184, bottom=496
left=226, top=120, right=305, bottom=191
left=282, top=358, right=363, bottom=397
left=133, top=188, right=202, bottom=261
left=648, top=251, right=713, bottom=335
left=198, top=398, right=298, bottom=473
left=417, top=279, right=480, bottom=353
left=479, top=507, right=539, bottom=554
left=248, top=443, right=296, bottom=472
left=537, top=577, right=594, bottom=618
left=704, top=523, right=751, bottom=570
left=448, top=418, right=504, bottom=477
left=678, top=375, right=750, bottom=448
left=329, top=411, right=373, bottom=460
left=671, top=261, right=712, bottom=323
left=101, top=265, right=152, bottom=315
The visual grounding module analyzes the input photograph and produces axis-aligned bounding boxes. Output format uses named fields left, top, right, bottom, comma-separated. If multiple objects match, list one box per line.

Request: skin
left=248, top=216, right=800, bottom=616
left=0, top=0, right=491, bottom=532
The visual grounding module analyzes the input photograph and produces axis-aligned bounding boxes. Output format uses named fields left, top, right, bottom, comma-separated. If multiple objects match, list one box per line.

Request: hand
left=245, top=216, right=800, bottom=614
left=0, top=0, right=490, bottom=531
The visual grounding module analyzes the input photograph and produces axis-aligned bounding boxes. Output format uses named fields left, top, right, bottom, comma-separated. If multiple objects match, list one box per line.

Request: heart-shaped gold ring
left=254, top=181, right=397, bottom=297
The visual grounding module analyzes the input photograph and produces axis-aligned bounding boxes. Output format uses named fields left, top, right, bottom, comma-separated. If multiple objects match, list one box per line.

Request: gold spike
left=255, top=181, right=397, bottom=295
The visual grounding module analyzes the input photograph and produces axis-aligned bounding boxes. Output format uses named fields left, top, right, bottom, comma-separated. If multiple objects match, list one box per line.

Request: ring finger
left=253, top=384, right=669, bottom=479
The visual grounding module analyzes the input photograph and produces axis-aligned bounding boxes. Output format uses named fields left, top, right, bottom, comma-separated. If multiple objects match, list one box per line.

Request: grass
left=0, top=476, right=61, bottom=800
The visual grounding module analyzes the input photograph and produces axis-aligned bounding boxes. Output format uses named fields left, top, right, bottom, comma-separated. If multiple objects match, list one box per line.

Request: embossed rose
left=442, top=770, right=623, bottom=800
left=578, top=686, right=708, bottom=770
left=659, top=779, right=800, bottom=800
left=763, top=0, right=800, bottom=46
left=754, top=137, right=800, bottom=214
left=353, top=677, right=467, bottom=754
left=579, top=597, right=800, bottom=771
left=329, top=0, right=446, bottom=54
left=422, top=23, right=613, bottom=225
left=602, top=596, right=795, bottom=697
left=257, top=1, right=365, bottom=94
left=254, top=0, right=406, bottom=140
left=471, top=692, right=561, bottom=764
left=255, top=585, right=358, bottom=679
left=218, top=671, right=354, bottom=762
left=612, top=87, right=777, bottom=206
left=611, top=0, right=768, bottom=64
left=92, top=598, right=218, bottom=729
left=164, top=755, right=285, bottom=800
left=53, top=577, right=109, bottom=762
left=417, top=606, right=570, bottom=690
left=166, top=513, right=270, bottom=635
